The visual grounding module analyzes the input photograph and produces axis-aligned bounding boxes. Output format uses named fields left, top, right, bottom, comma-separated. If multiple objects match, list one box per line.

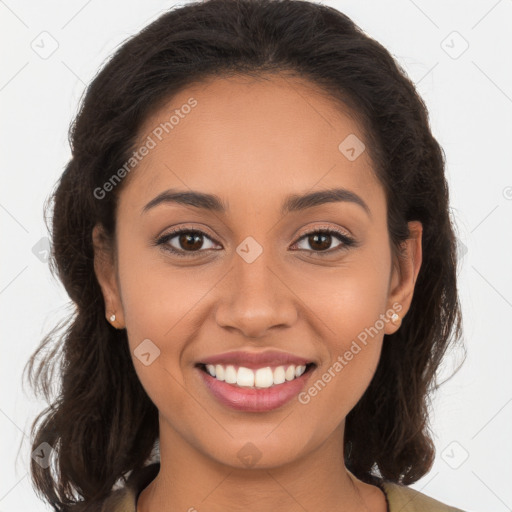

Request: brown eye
left=292, top=228, right=356, bottom=254
left=178, top=232, right=205, bottom=251
left=305, top=232, right=334, bottom=251
left=156, top=229, right=220, bottom=257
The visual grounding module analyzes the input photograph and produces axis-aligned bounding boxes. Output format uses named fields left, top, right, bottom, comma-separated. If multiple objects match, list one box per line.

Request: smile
left=201, top=363, right=315, bottom=389
left=196, top=362, right=317, bottom=412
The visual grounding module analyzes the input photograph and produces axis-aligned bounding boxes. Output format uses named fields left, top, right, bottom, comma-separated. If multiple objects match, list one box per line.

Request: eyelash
left=154, top=226, right=357, bottom=258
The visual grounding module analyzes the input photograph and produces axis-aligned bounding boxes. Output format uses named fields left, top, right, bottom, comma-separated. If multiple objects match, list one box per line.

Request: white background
left=1, top=1, right=511, bottom=511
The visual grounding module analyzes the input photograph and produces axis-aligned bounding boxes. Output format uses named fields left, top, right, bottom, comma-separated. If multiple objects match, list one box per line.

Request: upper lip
left=197, top=350, right=315, bottom=369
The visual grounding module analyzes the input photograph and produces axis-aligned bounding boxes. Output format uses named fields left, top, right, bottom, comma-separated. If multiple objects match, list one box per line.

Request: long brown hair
left=23, top=0, right=464, bottom=509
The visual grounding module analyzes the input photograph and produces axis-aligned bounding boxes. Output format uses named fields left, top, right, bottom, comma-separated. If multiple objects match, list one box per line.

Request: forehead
left=120, top=73, right=382, bottom=214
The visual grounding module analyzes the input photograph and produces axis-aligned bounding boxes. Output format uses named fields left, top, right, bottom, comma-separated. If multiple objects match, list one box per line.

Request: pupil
left=310, top=233, right=330, bottom=251
left=180, top=233, right=202, bottom=250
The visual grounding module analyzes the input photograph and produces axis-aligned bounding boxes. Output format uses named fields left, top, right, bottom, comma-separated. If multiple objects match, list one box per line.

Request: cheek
left=117, top=239, right=214, bottom=343
left=296, top=339, right=382, bottom=443
left=294, top=241, right=392, bottom=344
left=296, top=294, right=386, bottom=435
left=115, top=242, right=203, bottom=403
left=293, top=244, right=391, bottom=419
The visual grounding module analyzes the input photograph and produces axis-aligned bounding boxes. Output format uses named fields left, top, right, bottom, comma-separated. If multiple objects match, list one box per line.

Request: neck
left=137, top=416, right=386, bottom=512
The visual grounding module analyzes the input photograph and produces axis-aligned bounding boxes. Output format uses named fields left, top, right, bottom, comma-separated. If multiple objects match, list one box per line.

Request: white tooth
left=273, top=366, right=286, bottom=385
left=224, top=365, right=237, bottom=384
left=206, top=364, right=216, bottom=377
left=255, top=367, right=274, bottom=388
left=215, top=364, right=225, bottom=381
left=285, top=365, right=296, bottom=381
left=237, top=366, right=255, bottom=387
left=295, top=365, right=306, bottom=377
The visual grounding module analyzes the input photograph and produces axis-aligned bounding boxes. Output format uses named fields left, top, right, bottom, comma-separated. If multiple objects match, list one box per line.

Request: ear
left=384, top=220, right=423, bottom=335
left=92, top=223, right=125, bottom=329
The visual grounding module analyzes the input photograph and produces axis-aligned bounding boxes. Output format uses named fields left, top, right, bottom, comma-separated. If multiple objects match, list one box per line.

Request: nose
left=214, top=251, right=298, bottom=339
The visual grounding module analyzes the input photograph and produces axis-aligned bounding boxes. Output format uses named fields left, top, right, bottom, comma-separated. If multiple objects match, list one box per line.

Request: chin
left=201, top=435, right=311, bottom=471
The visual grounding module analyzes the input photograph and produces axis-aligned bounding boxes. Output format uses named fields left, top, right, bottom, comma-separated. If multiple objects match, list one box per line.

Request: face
left=93, top=74, right=422, bottom=470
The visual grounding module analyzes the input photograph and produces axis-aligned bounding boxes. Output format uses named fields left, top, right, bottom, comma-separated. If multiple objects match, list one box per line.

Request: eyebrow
left=141, top=187, right=371, bottom=217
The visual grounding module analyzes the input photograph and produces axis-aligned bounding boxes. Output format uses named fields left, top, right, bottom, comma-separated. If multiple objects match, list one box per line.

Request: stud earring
left=107, top=312, right=125, bottom=330
left=391, top=313, right=400, bottom=324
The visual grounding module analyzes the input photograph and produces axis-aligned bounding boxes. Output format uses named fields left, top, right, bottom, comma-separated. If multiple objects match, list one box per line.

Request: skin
left=93, top=73, right=422, bottom=512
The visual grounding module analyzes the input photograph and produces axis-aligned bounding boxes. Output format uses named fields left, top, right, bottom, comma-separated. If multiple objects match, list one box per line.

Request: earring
left=107, top=312, right=124, bottom=330
left=391, top=312, right=401, bottom=325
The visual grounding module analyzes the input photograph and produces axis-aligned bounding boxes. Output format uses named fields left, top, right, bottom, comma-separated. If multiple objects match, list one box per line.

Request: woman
left=25, top=0, right=465, bottom=510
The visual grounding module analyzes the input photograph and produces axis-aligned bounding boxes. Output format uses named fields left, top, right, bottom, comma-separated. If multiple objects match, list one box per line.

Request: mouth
left=195, top=362, right=317, bottom=412
left=195, top=362, right=317, bottom=389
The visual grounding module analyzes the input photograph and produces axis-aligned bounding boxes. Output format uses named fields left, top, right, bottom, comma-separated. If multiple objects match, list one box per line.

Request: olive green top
left=97, top=463, right=465, bottom=512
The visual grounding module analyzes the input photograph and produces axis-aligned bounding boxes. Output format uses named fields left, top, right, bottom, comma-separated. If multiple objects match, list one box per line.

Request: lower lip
left=197, top=366, right=315, bottom=412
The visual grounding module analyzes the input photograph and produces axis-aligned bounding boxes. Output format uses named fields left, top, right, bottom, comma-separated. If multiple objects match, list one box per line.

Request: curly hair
left=23, top=0, right=464, bottom=509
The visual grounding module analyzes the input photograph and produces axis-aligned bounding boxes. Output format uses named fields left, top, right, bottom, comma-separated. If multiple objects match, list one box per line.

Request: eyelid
left=158, top=223, right=221, bottom=243
left=293, top=223, right=353, bottom=240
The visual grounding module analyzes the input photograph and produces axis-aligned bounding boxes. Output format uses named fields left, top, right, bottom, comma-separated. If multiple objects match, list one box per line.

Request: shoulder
left=381, top=480, right=466, bottom=512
